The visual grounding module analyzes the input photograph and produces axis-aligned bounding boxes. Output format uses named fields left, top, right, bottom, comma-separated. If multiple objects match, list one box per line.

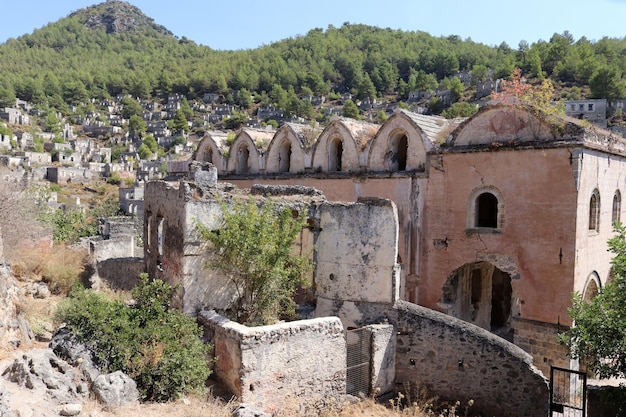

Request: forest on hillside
left=0, top=1, right=625, bottom=117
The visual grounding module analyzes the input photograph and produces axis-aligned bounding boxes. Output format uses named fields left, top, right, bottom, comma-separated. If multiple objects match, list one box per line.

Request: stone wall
left=93, top=257, right=144, bottom=291
left=314, top=197, right=401, bottom=327
left=393, top=301, right=549, bottom=417
left=198, top=311, right=346, bottom=412
left=513, top=317, right=570, bottom=376
left=367, top=323, right=396, bottom=395
left=89, top=236, right=136, bottom=263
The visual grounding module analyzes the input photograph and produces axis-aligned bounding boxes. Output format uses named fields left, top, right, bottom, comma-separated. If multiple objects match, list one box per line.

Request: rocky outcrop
left=0, top=260, right=34, bottom=351
left=2, top=349, right=89, bottom=405
left=92, top=371, right=139, bottom=409
left=1, top=329, right=139, bottom=416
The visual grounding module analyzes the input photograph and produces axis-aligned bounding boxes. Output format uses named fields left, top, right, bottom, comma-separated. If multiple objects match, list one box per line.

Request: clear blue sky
left=1, top=0, right=626, bottom=50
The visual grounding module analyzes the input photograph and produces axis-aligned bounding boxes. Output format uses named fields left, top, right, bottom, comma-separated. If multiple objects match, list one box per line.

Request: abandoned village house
left=141, top=103, right=623, bottom=415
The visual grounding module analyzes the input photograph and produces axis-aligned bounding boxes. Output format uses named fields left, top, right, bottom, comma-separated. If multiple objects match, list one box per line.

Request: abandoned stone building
left=143, top=103, right=625, bottom=414
left=179, top=104, right=626, bottom=371
left=143, top=164, right=548, bottom=416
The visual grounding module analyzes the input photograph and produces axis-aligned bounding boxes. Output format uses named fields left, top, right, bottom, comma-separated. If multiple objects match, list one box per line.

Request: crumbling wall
left=89, top=236, right=136, bottom=263
left=315, top=197, right=400, bottom=327
left=198, top=311, right=346, bottom=412
left=93, top=258, right=144, bottom=291
left=367, top=323, right=396, bottom=395
left=143, top=179, right=188, bottom=308
left=393, top=301, right=549, bottom=417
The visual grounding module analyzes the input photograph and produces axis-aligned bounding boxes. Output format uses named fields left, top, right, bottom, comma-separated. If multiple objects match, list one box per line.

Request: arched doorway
left=389, top=134, right=408, bottom=171
left=237, top=144, right=249, bottom=173
left=204, top=147, right=213, bottom=164
left=278, top=140, right=292, bottom=173
left=441, top=261, right=513, bottom=338
left=329, top=138, right=343, bottom=172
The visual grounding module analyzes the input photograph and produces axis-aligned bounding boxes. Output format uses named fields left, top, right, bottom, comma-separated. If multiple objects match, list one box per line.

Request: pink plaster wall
left=421, top=147, right=578, bottom=326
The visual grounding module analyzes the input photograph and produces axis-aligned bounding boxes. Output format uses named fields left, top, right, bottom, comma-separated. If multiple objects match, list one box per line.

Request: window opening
left=390, top=134, right=408, bottom=171
left=278, top=140, right=291, bottom=173
left=612, top=190, right=621, bottom=224
left=238, top=145, right=249, bottom=173
left=476, top=193, right=498, bottom=228
left=329, top=138, right=343, bottom=172
left=157, top=217, right=164, bottom=258
left=589, top=190, right=600, bottom=231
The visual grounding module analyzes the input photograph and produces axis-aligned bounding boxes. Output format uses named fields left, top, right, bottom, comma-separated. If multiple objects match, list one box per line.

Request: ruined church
left=144, top=103, right=624, bottom=393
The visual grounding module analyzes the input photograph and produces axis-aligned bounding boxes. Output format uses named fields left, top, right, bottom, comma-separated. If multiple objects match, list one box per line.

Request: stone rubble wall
left=393, top=301, right=549, bottom=417
left=512, top=317, right=570, bottom=376
left=198, top=311, right=346, bottom=413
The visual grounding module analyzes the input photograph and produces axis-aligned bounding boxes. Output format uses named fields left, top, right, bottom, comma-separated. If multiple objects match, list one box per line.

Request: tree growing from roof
left=491, top=68, right=564, bottom=116
left=196, top=198, right=311, bottom=326
left=560, top=222, right=626, bottom=380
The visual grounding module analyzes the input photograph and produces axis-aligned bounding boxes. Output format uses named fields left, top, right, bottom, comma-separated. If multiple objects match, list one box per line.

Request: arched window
left=589, top=189, right=600, bottom=232
left=583, top=272, right=600, bottom=303
left=476, top=192, right=498, bottom=228
left=329, top=138, right=343, bottom=172
left=389, top=134, right=408, bottom=171
left=612, top=190, right=621, bottom=224
left=278, top=140, right=291, bottom=173
left=237, top=144, right=249, bottom=173
left=204, top=148, right=213, bottom=164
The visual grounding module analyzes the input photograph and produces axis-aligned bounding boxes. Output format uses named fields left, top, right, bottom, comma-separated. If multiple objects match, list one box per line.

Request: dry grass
left=5, top=243, right=472, bottom=417
left=80, top=394, right=234, bottom=417
left=11, top=244, right=88, bottom=294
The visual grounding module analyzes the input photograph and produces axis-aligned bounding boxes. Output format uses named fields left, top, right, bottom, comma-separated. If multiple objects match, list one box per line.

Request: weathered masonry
left=144, top=161, right=550, bottom=416
left=175, top=104, right=626, bottom=375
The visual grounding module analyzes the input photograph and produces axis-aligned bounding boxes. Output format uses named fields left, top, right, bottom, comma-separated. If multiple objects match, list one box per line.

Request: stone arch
left=450, top=105, right=556, bottom=146
left=226, top=133, right=261, bottom=174
left=311, top=120, right=361, bottom=172
left=368, top=111, right=432, bottom=172
left=328, top=137, right=344, bottom=172
left=265, top=128, right=307, bottom=174
left=582, top=272, right=601, bottom=303
left=194, top=135, right=224, bottom=172
left=440, top=261, right=514, bottom=339
left=467, top=186, right=504, bottom=230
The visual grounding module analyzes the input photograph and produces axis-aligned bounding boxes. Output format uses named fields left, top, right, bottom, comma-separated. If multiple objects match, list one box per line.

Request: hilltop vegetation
left=1, top=0, right=626, bottom=118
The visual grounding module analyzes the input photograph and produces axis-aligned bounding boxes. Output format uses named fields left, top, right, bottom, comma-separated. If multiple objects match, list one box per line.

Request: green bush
left=55, top=275, right=211, bottom=401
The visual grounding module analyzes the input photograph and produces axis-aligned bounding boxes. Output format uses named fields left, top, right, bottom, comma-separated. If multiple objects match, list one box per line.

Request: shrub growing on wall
left=55, top=274, right=210, bottom=401
left=197, top=198, right=312, bottom=326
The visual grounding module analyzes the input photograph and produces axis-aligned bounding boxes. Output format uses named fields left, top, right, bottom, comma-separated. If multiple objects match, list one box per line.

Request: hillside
left=0, top=1, right=625, bottom=124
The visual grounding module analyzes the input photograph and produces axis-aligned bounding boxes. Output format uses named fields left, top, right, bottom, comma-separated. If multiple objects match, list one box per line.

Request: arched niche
left=450, top=105, right=556, bottom=147
left=265, top=128, right=306, bottom=174
left=226, top=133, right=261, bottom=174
left=311, top=120, right=361, bottom=172
left=368, top=111, right=431, bottom=171
left=582, top=272, right=601, bottom=303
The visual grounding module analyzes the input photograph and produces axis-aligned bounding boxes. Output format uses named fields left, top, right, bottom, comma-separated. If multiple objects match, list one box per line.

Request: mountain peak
left=69, top=0, right=174, bottom=37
